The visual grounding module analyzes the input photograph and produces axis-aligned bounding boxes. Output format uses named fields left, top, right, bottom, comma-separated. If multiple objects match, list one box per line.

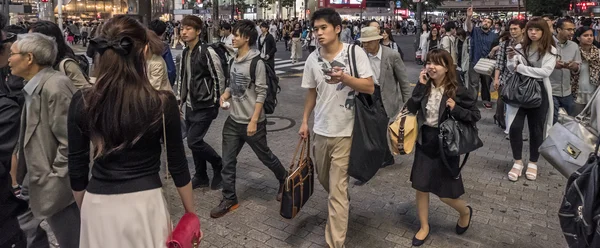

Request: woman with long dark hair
left=381, top=28, right=404, bottom=60
left=505, top=18, right=557, bottom=182
left=420, top=26, right=440, bottom=63
left=572, top=26, right=600, bottom=114
left=67, top=16, right=194, bottom=247
left=405, top=49, right=480, bottom=246
left=28, top=21, right=90, bottom=89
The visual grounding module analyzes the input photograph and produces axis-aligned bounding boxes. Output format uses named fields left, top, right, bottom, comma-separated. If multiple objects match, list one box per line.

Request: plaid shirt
left=495, top=39, right=517, bottom=85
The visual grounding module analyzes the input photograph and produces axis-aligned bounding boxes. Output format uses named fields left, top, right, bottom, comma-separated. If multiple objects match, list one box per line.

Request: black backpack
left=249, top=56, right=280, bottom=114
left=559, top=140, right=600, bottom=248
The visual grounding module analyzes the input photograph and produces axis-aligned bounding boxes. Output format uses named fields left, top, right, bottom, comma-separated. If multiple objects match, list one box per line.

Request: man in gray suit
left=358, top=26, right=412, bottom=167
left=8, top=33, right=80, bottom=248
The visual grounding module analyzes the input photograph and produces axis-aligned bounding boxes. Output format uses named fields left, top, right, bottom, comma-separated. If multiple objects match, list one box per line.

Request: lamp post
left=357, top=0, right=363, bottom=20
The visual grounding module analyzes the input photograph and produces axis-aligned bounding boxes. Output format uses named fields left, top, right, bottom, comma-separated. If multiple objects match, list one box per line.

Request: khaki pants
left=313, top=134, right=352, bottom=248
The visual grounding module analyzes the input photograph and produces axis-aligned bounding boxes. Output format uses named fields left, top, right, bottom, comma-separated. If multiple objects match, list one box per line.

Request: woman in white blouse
left=572, top=26, right=600, bottom=114
left=405, top=49, right=480, bottom=246
left=505, top=18, right=557, bottom=182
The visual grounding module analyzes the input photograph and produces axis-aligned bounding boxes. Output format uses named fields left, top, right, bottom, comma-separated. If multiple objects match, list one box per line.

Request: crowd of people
left=1, top=5, right=600, bottom=248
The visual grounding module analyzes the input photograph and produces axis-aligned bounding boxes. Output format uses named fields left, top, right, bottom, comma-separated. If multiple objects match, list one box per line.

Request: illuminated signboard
left=327, top=0, right=366, bottom=8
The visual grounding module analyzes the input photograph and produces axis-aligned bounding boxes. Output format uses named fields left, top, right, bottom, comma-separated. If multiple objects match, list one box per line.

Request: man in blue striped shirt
left=466, top=6, right=499, bottom=109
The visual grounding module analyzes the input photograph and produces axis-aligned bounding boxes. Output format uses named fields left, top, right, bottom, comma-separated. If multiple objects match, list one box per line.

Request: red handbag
left=166, top=213, right=203, bottom=248
left=162, top=115, right=203, bottom=248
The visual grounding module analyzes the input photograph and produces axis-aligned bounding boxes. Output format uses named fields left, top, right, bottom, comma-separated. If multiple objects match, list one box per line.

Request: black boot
left=191, top=176, right=209, bottom=189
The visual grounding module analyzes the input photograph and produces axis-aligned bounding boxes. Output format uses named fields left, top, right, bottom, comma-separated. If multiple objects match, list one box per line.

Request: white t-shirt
left=221, top=34, right=234, bottom=47
left=301, top=43, right=374, bottom=137
left=269, top=24, right=278, bottom=35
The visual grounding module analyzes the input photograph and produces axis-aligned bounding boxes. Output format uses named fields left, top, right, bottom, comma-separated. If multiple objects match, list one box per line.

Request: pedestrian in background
left=68, top=16, right=194, bottom=248
left=405, top=49, right=478, bottom=246
left=572, top=26, right=600, bottom=114
left=290, top=23, right=302, bottom=63
left=146, top=29, right=172, bottom=91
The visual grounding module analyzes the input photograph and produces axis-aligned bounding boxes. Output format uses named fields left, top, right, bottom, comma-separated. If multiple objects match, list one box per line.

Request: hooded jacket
left=226, top=49, right=267, bottom=124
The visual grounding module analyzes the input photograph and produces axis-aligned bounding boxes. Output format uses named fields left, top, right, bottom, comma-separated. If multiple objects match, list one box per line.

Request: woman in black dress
left=405, top=49, right=480, bottom=246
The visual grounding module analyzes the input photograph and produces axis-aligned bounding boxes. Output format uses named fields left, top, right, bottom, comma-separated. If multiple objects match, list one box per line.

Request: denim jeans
left=185, top=106, right=222, bottom=179
left=221, top=117, right=287, bottom=201
left=552, top=94, right=575, bottom=124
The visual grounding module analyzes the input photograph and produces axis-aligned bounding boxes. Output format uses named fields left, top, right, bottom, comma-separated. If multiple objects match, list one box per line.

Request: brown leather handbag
left=280, top=137, right=314, bottom=219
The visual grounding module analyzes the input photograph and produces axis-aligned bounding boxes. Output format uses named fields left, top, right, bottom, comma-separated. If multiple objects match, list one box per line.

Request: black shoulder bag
left=500, top=49, right=542, bottom=109
left=438, top=108, right=483, bottom=179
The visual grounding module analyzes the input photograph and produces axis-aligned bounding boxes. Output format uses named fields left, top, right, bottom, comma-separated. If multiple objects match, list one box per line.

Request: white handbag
left=473, top=58, right=496, bottom=76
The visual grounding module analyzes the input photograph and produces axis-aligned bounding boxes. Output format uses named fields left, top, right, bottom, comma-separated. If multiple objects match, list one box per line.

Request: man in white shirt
left=220, top=23, right=234, bottom=48
left=299, top=8, right=374, bottom=248
left=440, top=21, right=458, bottom=66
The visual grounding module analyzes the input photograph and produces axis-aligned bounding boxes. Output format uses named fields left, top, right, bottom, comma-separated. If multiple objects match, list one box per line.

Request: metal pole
left=57, top=0, right=63, bottom=31
left=414, top=2, right=422, bottom=50
left=2, top=0, right=9, bottom=19
left=231, top=0, right=235, bottom=20
left=517, top=0, right=521, bottom=18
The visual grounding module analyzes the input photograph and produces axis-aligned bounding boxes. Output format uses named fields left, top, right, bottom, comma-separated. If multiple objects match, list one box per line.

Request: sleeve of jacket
left=254, top=60, right=268, bottom=103
left=67, top=91, right=90, bottom=191
left=46, top=78, right=75, bottom=174
left=266, top=35, right=277, bottom=58
left=406, top=83, right=427, bottom=114
left=392, top=53, right=412, bottom=105
left=0, top=98, right=20, bottom=175
left=450, top=86, right=481, bottom=123
left=441, top=36, right=451, bottom=54
left=208, top=48, right=226, bottom=95
left=64, top=61, right=90, bottom=90
left=162, top=47, right=177, bottom=86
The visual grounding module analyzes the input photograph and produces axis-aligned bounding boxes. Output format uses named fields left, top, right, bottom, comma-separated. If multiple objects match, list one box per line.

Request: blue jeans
left=552, top=95, right=575, bottom=124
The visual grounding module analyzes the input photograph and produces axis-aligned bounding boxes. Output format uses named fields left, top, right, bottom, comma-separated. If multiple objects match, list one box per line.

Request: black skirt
left=410, top=125, right=465, bottom=199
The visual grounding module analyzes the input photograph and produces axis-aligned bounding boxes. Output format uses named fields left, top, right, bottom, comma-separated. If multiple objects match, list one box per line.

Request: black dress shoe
left=456, top=206, right=473, bottom=235
left=412, top=230, right=430, bottom=246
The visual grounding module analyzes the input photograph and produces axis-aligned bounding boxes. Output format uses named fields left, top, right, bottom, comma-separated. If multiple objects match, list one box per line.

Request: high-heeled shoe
left=412, top=228, right=430, bottom=246
left=493, top=114, right=506, bottom=129
left=456, top=206, right=473, bottom=235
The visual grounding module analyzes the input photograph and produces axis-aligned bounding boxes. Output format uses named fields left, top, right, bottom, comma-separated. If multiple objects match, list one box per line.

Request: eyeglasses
left=9, top=52, right=27, bottom=57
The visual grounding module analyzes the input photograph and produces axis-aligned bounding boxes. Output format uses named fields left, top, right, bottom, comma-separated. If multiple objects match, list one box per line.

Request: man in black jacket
left=0, top=16, right=27, bottom=248
left=258, top=22, right=277, bottom=69
left=178, top=15, right=224, bottom=190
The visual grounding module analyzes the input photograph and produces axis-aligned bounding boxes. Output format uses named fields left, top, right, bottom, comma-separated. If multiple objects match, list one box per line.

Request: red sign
left=394, top=9, right=408, bottom=15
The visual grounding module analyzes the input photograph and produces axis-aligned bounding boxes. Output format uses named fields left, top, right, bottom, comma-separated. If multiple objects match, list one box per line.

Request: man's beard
left=481, top=25, right=490, bottom=31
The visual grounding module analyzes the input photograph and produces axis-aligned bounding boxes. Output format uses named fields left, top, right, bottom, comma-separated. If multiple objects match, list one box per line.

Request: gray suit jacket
left=19, top=68, right=77, bottom=219
left=379, top=45, right=412, bottom=118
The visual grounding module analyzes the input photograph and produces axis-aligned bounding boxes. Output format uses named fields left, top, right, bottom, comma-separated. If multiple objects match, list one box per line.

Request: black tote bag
left=500, top=50, right=542, bottom=109
left=345, top=44, right=389, bottom=182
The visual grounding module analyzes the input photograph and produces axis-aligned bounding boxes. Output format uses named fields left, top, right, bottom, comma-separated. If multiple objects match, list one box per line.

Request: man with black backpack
left=178, top=15, right=226, bottom=190
left=211, top=20, right=287, bottom=219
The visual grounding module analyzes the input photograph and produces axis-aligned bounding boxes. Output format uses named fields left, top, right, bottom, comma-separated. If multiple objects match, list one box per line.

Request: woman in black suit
left=405, top=49, right=481, bottom=246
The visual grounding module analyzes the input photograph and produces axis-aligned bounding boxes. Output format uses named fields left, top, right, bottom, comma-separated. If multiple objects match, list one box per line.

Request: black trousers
left=221, top=117, right=287, bottom=201
left=185, top=106, right=222, bottom=179
left=509, top=81, right=549, bottom=162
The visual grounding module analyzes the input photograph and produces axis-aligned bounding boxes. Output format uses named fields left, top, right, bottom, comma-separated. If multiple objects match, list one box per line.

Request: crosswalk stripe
left=290, top=65, right=305, bottom=70
left=275, top=70, right=286, bottom=74
left=276, top=62, right=306, bottom=69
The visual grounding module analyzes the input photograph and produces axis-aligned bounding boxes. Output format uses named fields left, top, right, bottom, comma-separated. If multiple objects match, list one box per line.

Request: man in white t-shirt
left=299, top=8, right=374, bottom=248
left=220, top=23, right=234, bottom=48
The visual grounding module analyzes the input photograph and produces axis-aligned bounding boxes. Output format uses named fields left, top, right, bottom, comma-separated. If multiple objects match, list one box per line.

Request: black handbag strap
left=438, top=133, right=470, bottom=180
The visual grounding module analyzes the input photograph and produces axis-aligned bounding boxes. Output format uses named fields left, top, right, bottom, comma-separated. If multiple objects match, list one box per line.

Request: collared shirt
left=425, top=84, right=444, bottom=127
left=549, top=39, right=581, bottom=97
left=367, top=45, right=383, bottom=85
left=470, top=27, right=498, bottom=66
left=23, top=67, right=50, bottom=110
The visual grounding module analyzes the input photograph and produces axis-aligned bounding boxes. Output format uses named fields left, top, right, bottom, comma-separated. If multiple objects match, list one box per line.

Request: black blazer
left=259, top=33, right=277, bottom=60
left=405, top=82, right=481, bottom=144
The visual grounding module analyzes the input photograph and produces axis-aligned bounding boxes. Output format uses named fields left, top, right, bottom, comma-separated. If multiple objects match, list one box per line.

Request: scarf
left=571, top=46, right=600, bottom=98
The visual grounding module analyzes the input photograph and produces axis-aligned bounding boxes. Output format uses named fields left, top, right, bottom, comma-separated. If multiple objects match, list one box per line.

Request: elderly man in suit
left=358, top=26, right=412, bottom=168
left=8, top=32, right=80, bottom=248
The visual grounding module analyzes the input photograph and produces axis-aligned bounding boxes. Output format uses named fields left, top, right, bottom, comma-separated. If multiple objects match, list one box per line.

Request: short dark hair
left=148, top=19, right=167, bottom=36
left=260, top=22, right=269, bottom=29
left=311, top=8, right=342, bottom=32
left=221, top=22, right=231, bottom=31
left=508, top=19, right=526, bottom=30
left=233, top=20, right=258, bottom=47
left=181, top=15, right=203, bottom=31
left=444, top=21, right=456, bottom=32
left=542, top=14, right=555, bottom=20
left=556, top=18, right=574, bottom=29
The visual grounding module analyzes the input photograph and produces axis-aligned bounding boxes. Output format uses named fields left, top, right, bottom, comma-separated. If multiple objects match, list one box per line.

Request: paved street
left=66, top=34, right=568, bottom=248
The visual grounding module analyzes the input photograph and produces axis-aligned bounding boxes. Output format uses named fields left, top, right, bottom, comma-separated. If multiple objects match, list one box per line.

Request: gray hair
left=15, top=33, right=57, bottom=67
